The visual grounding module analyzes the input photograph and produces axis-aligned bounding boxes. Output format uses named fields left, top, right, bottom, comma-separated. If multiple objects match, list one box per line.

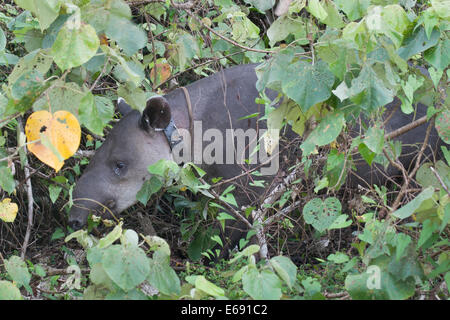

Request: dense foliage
left=0, top=0, right=449, bottom=300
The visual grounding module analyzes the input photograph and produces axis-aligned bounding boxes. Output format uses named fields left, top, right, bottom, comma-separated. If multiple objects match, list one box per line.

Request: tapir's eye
left=114, top=161, right=127, bottom=176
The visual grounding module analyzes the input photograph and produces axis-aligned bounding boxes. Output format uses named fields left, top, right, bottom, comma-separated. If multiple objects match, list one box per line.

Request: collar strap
left=163, top=118, right=183, bottom=150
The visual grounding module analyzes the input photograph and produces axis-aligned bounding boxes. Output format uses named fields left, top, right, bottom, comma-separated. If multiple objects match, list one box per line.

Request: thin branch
left=184, top=9, right=276, bottom=54
left=384, top=115, right=428, bottom=140
left=389, top=117, right=434, bottom=213
left=89, top=57, right=111, bottom=91
left=430, top=166, right=450, bottom=196
left=18, top=118, right=35, bottom=260
left=198, top=178, right=253, bottom=229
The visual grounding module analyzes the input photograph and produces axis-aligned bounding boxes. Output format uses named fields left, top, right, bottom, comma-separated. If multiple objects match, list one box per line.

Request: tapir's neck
left=163, top=64, right=259, bottom=131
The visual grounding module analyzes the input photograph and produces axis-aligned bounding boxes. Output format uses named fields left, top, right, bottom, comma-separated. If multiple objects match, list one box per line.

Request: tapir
left=68, top=63, right=444, bottom=233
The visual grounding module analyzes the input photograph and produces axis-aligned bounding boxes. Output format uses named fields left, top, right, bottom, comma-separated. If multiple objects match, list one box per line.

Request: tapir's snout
left=68, top=209, right=87, bottom=231
left=68, top=198, right=117, bottom=230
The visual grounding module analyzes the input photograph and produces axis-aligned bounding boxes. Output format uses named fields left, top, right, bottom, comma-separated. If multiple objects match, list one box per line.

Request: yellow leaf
left=0, top=198, right=18, bottom=223
left=25, top=110, right=81, bottom=172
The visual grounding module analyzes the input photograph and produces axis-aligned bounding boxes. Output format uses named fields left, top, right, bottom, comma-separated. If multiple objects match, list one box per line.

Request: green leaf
left=303, top=197, right=342, bottom=232
left=4, top=256, right=31, bottom=289
left=65, top=229, right=98, bottom=249
left=397, top=26, right=440, bottom=60
left=0, top=27, right=6, bottom=51
left=418, top=219, right=438, bottom=248
left=301, top=111, right=345, bottom=155
left=242, top=267, right=282, bottom=300
left=301, top=277, right=324, bottom=299
left=171, top=32, right=200, bottom=71
left=15, top=0, right=61, bottom=31
left=244, top=0, right=275, bottom=12
left=11, top=69, right=45, bottom=100
left=98, top=222, right=123, bottom=249
left=416, top=161, right=450, bottom=189
left=401, top=75, right=424, bottom=106
left=327, top=252, right=349, bottom=264
left=283, top=60, right=335, bottom=112
left=229, top=244, right=260, bottom=264
left=120, top=229, right=139, bottom=246
left=334, top=0, right=370, bottom=21
left=0, top=281, right=22, bottom=300
left=105, top=18, right=147, bottom=56
left=358, top=143, right=376, bottom=166
left=0, top=166, right=16, bottom=194
left=431, top=0, right=450, bottom=19
left=349, top=64, right=394, bottom=112
left=103, top=45, right=143, bottom=87
left=190, top=275, right=225, bottom=298
left=395, top=233, right=412, bottom=261
left=142, top=235, right=171, bottom=258
left=136, top=176, right=163, bottom=206
left=425, top=39, right=450, bottom=72
left=102, top=244, right=150, bottom=292
left=270, top=256, right=297, bottom=289
left=267, top=16, right=306, bottom=47
left=364, top=126, right=384, bottom=154
left=321, top=0, right=344, bottom=28
left=378, top=5, right=411, bottom=49
left=307, top=0, right=328, bottom=21
left=50, top=227, right=65, bottom=241
left=116, top=84, right=146, bottom=111
left=231, top=16, right=260, bottom=42
left=79, top=94, right=114, bottom=136
left=51, top=22, right=100, bottom=71
left=8, top=49, right=53, bottom=86
left=342, top=20, right=377, bottom=52
left=429, top=67, right=443, bottom=89
left=392, top=186, right=435, bottom=219
left=48, top=184, right=62, bottom=203
left=147, top=250, right=181, bottom=296
left=32, top=82, right=84, bottom=119
left=0, top=53, right=19, bottom=66
left=328, top=214, right=352, bottom=230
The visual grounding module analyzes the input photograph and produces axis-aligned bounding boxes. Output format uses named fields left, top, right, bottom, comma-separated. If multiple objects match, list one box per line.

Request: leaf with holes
left=25, top=110, right=81, bottom=172
left=435, top=110, right=450, bottom=144
left=303, top=197, right=342, bottom=232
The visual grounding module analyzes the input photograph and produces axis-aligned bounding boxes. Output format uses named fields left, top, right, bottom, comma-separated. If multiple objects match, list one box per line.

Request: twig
left=430, top=166, right=450, bottom=196
left=18, top=118, right=34, bottom=260
left=389, top=117, right=434, bottom=213
left=155, top=50, right=247, bottom=90
left=184, top=9, right=276, bottom=54
left=0, top=112, right=21, bottom=128
left=143, top=11, right=158, bottom=88
left=198, top=178, right=252, bottom=229
left=89, top=57, right=110, bottom=91
left=265, top=200, right=301, bottom=225
left=252, top=164, right=303, bottom=260
left=384, top=115, right=428, bottom=140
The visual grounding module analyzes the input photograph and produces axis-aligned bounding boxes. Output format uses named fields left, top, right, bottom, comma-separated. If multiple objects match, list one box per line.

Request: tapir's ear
left=140, top=96, right=171, bottom=131
left=117, top=97, right=133, bottom=116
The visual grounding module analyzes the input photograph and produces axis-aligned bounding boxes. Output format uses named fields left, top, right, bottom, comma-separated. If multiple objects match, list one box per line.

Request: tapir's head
left=68, top=96, right=173, bottom=230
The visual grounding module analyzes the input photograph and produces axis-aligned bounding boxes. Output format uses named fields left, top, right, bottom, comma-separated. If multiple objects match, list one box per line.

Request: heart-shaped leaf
left=0, top=198, right=18, bottom=223
left=25, top=110, right=81, bottom=172
left=303, top=197, right=342, bottom=232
